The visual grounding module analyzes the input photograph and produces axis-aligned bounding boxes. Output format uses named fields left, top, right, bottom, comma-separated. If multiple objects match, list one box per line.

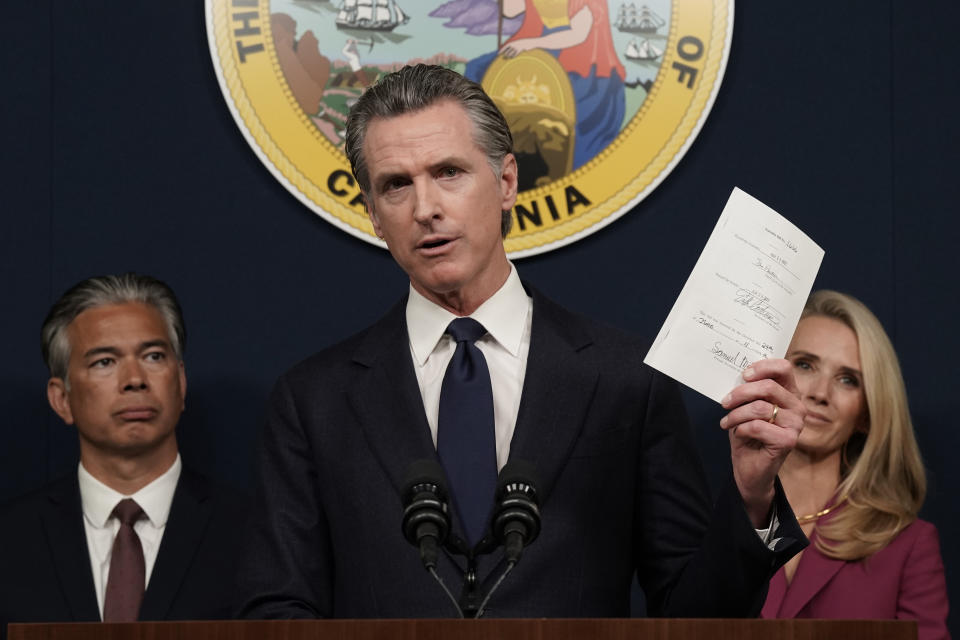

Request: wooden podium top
left=7, top=618, right=917, bottom=640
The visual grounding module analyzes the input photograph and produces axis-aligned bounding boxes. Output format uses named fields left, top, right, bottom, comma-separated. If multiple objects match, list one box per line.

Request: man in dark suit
left=236, top=65, right=808, bottom=618
left=0, top=274, right=245, bottom=637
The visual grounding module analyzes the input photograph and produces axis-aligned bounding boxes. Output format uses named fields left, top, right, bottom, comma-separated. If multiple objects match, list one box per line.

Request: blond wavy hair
left=801, top=290, right=926, bottom=560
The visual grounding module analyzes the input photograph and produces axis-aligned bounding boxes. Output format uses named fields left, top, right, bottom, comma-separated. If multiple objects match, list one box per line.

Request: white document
left=644, top=187, right=824, bottom=403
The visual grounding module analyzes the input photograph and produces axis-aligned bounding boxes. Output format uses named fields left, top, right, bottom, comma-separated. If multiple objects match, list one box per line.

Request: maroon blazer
left=762, top=518, right=950, bottom=640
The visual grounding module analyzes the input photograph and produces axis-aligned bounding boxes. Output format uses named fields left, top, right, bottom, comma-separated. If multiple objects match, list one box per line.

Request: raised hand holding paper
left=644, top=188, right=824, bottom=403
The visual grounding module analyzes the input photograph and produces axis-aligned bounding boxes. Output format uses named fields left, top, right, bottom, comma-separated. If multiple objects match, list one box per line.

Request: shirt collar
left=406, top=263, right=530, bottom=366
left=78, top=454, right=182, bottom=528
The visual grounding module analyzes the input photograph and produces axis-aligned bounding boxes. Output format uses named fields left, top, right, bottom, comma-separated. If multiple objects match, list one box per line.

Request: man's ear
left=499, top=153, right=519, bottom=212
left=178, top=361, right=187, bottom=411
left=364, top=194, right=384, bottom=238
left=47, top=378, right=74, bottom=425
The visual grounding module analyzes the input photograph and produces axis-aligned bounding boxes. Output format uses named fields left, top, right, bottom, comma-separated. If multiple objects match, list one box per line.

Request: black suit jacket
left=236, top=288, right=805, bottom=618
left=0, top=466, right=245, bottom=637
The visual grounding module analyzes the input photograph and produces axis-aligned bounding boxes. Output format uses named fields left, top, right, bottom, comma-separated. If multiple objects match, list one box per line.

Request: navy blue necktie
left=437, top=317, right=497, bottom=546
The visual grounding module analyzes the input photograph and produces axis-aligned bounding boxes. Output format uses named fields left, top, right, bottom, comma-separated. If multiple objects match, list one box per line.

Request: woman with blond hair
left=762, top=290, right=949, bottom=638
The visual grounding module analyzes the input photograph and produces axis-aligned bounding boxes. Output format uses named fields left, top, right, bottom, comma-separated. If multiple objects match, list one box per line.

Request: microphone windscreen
left=497, top=460, right=540, bottom=496
left=402, top=459, right=447, bottom=503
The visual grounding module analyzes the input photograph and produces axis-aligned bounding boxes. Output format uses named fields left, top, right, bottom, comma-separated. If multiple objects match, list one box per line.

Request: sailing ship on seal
left=625, top=37, right=663, bottom=61
left=614, top=3, right=665, bottom=34
left=336, top=0, right=409, bottom=32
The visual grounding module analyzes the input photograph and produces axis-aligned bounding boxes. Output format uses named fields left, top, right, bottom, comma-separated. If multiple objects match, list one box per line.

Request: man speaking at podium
left=237, top=65, right=807, bottom=619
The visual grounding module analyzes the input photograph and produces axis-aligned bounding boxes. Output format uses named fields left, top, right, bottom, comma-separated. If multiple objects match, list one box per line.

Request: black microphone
left=492, top=461, right=541, bottom=564
left=400, top=460, right=464, bottom=618
left=475, top=461, right=541, bottom=618
left=401, top=460, right=450, bottom=570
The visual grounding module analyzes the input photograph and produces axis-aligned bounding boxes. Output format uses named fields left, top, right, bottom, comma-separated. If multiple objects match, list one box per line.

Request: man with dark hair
left=237, top=65, right=807, bottom=619
left=0, top=274, right=245, bottom=636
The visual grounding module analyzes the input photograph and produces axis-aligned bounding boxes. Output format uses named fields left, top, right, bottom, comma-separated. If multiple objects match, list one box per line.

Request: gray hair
left=41, top=273, right=186, bottom=381
left=344, top=64, right=515, bottom=237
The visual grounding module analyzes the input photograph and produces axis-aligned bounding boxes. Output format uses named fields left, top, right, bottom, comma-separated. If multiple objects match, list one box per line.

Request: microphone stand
left=402, top=460, right=541, bottom=618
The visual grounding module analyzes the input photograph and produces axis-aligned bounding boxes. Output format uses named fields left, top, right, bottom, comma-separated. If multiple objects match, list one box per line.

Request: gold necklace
left=796, top=499, right=844, bottom=524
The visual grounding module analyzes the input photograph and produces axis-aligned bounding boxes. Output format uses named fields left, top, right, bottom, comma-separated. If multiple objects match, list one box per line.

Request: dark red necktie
left=102, top=498, right=146, bottom=622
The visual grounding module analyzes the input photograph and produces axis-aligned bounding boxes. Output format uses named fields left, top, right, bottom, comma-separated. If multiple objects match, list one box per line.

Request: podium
left=7, top=619, right=917, bottom=640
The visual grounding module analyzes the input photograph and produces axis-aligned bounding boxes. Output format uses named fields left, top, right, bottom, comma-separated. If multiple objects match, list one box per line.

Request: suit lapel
left=40, top=476, right=101, bottom=621
left=344, top=300, right=478, bottom=582
left=138, top=469, right=212, bottom=620
left=345, top=291, right=598, bottom=557
left=777, top=537, right=846, bottom=618
left=508, top=289, right=598, bottom=504
left=469, top=289, right=599, bottom=586
left=346, top=299, right=438, bottom=496
left=762, top=568, right=788, bottom=617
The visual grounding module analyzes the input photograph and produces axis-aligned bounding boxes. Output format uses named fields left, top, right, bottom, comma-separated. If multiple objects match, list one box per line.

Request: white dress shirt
left=406, top=263, right=533, bottom=471
left=78, top=454, right=181, bottom=619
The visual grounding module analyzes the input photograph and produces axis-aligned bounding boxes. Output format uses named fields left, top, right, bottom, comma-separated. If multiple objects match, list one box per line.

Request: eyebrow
left=82, top=346, right=122, bottom=360
left=426, top=156, right=468, bottom=172
left=837, top=365, right=863, bottom=379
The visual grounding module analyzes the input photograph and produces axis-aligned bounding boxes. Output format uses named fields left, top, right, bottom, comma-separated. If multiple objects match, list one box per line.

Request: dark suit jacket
left=236, top=288, right=805, bottom=618
left=0, top=466, right=246, bottom=637
left=762, top=519, right=949, bottom=640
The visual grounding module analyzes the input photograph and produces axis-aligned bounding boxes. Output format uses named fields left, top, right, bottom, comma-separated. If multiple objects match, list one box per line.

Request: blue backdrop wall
left=1, top=2, right=956, bottom=631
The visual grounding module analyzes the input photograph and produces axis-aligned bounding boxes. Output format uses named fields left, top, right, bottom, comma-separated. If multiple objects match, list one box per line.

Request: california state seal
left=206, top=0, right=733, bottom=257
